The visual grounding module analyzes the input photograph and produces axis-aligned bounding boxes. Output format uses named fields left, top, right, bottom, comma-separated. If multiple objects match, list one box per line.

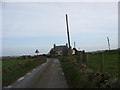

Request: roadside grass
left=58, top=50, right=119, bottom=88
left=2, top=56, right=47, bottom=86
left=60, top=61, right=78, bottom=87
left=59, top=56, right=93, bottom=88
left=0, top=60, right=2, bottom=88
left=82, top=50, right=118, bottom=77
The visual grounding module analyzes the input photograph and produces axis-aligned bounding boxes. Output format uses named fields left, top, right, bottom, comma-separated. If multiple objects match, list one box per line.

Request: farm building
left=49, top=44, right=71, bottom=56
left=49, top=14, right=73, bottom=56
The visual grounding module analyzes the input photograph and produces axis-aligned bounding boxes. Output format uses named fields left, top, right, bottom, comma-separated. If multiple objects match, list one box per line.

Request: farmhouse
left=49, top=14, right=73, bottom=56
left=49, top=44, right=70, bottom=56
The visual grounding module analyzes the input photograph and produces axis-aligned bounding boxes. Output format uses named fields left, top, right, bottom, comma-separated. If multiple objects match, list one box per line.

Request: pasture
left=83, top=50, right=118, bottom=77
left=58, top=49, right=119, bottom=88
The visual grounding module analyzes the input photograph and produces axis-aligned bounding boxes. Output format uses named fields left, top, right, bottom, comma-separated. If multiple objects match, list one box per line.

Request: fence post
left=13, top=57, right=15, bottom=79
left=117, top=49, right=120, bottom=78
left=83, top=50, right=85, bottom=62
left=86, top=53, right=88, bottom=62
left=79, top=51, right=82, bottom=65
left=100, top=52, right=104, bottom=73
left=77, top=51, right=81, bottom=65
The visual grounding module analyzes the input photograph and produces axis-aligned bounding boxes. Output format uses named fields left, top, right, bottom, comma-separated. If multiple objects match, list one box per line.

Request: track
left=3, top=58, right=68, bottom=88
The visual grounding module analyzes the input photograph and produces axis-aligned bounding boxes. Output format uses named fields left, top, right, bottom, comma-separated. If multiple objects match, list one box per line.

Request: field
left=2, top=49, right=119, bottom=87
left=2, top=56, right=47, bottom=86
left=0, top=60, right=2, bottom=88
left=82, top=50, right=118, bottom=77
left=58, top=49, right=119, bottom=88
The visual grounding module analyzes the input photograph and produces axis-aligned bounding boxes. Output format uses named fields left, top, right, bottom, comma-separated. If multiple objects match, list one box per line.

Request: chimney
left=54, top=44, right=56, bottom=48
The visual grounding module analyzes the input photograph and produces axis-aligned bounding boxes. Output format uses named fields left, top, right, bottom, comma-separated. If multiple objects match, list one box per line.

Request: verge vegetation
left=2, top=56, right=47, bottom=86
left=58, top=50, right=120, bottom=88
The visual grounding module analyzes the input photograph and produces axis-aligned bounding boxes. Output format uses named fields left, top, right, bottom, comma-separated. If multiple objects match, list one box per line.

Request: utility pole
left=74, top=42, right=76, bottom=48
left=107, top=37, right=110, bottom=50
left=66, top=14, right=71, bottom=49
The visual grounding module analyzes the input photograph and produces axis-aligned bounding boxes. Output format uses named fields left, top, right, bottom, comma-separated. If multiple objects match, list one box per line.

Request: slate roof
left=50, top=44, right=69, bottom=55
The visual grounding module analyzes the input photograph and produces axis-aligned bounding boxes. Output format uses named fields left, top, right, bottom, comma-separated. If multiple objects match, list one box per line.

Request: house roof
left=54, top=45, right=68, bottom=51
left=50, top=45, right=69, bottom=53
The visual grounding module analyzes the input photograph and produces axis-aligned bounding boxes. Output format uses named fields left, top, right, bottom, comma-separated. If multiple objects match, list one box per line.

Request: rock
left=88, top=72, right=96, bottom=81
left=116, top=79, right=120, bottom=88
left=80, top=64, right=88, bottom=69
left=100, top=72, right=111, bottom=83
left=106, top=78, right=118, bottom=88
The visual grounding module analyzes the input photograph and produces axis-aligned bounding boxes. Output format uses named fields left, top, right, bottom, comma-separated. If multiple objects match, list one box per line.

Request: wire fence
left=74, top=50, right=118, bottom=77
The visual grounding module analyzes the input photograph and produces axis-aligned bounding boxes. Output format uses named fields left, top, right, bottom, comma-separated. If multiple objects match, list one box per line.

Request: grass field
left=58, top=49, right=119, bottom=88
left=0, top=60, right=2, bottom=88
left=82, top=50, right=118, bottom=77
left=2, top=56, right=47, bottom=86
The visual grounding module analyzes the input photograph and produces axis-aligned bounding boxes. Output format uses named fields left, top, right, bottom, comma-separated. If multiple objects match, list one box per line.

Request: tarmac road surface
left=3, top=58, right=69, bottom=88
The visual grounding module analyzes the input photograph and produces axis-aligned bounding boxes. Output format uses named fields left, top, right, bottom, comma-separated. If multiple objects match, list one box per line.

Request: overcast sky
left=2, top=2, right=118, bottom=56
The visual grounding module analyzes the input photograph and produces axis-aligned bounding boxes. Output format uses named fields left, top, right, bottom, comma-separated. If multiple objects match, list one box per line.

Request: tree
left=35, top=49, right=39, bottom=56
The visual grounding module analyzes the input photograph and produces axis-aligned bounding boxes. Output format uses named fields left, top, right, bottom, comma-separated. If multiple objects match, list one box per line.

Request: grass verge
left=2, top=56, right=47, bottom=86
left=59, top=56, right=94, bottom=88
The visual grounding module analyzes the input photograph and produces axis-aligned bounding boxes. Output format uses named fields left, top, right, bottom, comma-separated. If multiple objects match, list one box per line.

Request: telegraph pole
left=66, top=14, right=71, bottom=49
left=107, top=37, right=110, bottom=50
left=74, top=42, right=76, bottom=48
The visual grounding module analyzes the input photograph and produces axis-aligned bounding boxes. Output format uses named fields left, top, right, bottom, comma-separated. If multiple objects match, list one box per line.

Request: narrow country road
left=4, top=58, right=69, bottom=88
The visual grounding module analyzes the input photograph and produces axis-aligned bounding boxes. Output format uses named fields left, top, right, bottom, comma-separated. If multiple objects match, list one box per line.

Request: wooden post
left=82, top=50, right=85, bottom=62
left=77, top=51, right=81, bottom=65
left=86, top=53, right=88, bottom=66
left=100, top=52, right=104, bottom=73
left=118, top=49, right=120, bottom=78
left=107, top=37, right=110, bottom=50
left=77, top=51, right=79, bottom=63
left=79, top=52, right=81, bottom=65
left=13, top=57, right=15, bottom=79
left=86, top=53, right=88, bottom=62
left=74, top=42, right=76, bottom=48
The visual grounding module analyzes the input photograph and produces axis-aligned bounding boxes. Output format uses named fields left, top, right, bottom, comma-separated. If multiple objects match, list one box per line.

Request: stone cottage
left=49, top=44, right=70, bottom=56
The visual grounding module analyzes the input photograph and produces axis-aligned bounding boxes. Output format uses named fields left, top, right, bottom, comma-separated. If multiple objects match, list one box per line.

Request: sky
left=1, top=2, right=118, bottom=56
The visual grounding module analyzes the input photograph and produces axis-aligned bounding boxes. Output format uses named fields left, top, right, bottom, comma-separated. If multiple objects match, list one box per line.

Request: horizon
left=2, top=2, right=118, bottom=56
left=1, top=48, right=119, bottom=57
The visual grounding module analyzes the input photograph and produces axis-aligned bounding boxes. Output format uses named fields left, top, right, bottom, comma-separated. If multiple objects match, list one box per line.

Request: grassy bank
left=59, top=56, right=95, bottom=88
left=58, top=50, right=119, bottom=88
left=2, top=56, right=47, bottom=86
